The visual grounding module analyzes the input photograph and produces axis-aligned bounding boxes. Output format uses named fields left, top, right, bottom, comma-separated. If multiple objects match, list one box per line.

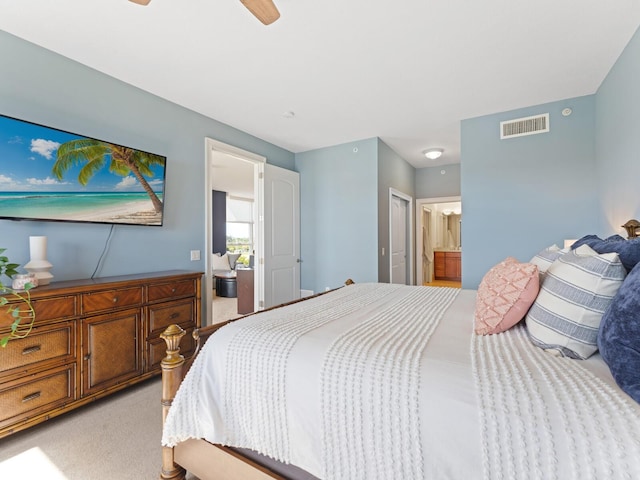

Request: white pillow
left=525, top=244, right=627, bottom=359
left=529, top=244, right=567, bottom=281
left=212, top=252, right=231, bottom=270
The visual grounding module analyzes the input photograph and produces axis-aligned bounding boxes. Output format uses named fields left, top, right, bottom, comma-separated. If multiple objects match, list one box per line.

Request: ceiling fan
left=128, top=0, right=280, bottom=25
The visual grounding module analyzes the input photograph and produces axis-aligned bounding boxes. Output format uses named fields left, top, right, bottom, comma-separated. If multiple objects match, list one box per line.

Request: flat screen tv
left=0, top=113, right=166, bottom=227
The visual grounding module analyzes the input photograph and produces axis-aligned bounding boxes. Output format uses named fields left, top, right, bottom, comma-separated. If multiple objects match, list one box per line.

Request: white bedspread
left=162, top=285, right=640, bottom=480
left=472, top=323, right=640, bottom=480
left=162, top=283, right=460, bottom=479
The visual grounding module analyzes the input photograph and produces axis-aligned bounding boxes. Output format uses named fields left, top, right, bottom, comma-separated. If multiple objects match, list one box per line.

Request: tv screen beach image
left=0, top=114, right=166, bottom=226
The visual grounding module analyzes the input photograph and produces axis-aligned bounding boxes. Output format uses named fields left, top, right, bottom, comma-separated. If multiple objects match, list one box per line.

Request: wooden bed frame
left=159, top=282, right=353, bottom=480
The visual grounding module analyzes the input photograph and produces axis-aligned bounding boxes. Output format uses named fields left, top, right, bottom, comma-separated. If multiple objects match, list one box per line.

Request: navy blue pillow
left=594, top=236, right=640, bottom=272
left=598, top=261, right=640, bottom=404
left=571, top=234, right=602, bottom=249
left=571, top=234, right=640, bottom=272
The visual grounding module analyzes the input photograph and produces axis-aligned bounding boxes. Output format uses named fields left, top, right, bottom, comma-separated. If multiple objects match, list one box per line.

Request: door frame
left=389, top=188, right=413, bottom=285
left=415, top=195, right=461, bottom=286
left=204, top=138, right=265, bottom=325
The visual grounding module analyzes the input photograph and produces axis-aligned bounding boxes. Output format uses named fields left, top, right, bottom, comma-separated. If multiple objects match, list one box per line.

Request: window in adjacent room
left=226, top=196, right=253, bottom=266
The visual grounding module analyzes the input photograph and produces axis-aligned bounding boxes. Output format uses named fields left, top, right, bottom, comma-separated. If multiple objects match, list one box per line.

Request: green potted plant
left=0, top=248, right=36, bottom=348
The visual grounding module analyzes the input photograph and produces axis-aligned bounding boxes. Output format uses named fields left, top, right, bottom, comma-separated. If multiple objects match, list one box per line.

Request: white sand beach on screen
left=63, top=200, right=162, bottom=225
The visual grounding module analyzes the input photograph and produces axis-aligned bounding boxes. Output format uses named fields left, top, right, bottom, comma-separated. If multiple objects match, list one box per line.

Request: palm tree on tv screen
left=52, top=139, right=165, bottom=213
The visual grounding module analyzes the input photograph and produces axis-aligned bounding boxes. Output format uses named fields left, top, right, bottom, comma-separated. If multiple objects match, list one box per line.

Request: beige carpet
left=0, top=378, right=197, bottom=480
left=212, top=291, right=243, bottom=324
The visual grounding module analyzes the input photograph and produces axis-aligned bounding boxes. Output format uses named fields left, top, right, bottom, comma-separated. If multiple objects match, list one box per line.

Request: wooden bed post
left=160, top=324, right=187, bottom=480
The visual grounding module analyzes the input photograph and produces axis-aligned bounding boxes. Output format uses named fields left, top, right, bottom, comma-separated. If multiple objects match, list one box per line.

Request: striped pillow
left=529, top=244, right=567, bottom=281
left=525, top=244, right=627, bottom=359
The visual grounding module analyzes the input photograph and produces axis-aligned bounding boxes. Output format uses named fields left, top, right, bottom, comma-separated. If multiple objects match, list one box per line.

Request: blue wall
left=295, top=139, right=379, bottom=293
left=0, top=31, right=294, bottom=289
left=415, top=164, right=461, bottom=199
left=377, top=139, right=415, bottom=283
left=596, top=25, right=640, bottom=233
left=461, top=24, right=640, bottom=289
left=461, top=95, right=599, bottom=288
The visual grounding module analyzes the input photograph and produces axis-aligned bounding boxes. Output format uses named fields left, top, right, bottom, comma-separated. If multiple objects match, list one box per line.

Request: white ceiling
left=211, top=152, right=255, bottom=199
left=1, top=1, right=639, bottom=168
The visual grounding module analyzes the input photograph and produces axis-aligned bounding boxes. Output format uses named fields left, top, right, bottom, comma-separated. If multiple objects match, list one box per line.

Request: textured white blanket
left=472, top=323, right=640, bottom=480
left=162, top=283, right=459, bottom=479
left=321, top=285, right=459, bottom=480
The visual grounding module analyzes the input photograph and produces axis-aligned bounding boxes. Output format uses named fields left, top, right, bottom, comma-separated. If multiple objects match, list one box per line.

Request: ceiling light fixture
left=423, top=148, right=444, bottom=160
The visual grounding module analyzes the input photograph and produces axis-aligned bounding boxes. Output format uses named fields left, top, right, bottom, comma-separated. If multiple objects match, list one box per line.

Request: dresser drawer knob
left=22, top=345, right=42, bottom=355
left=171, top=288, right=176, bottom=293
left=170, top=312, right=180, bottom=319
left=112, top=297, right=119, bottom=303
left=22, top=391, right=41, bottom=403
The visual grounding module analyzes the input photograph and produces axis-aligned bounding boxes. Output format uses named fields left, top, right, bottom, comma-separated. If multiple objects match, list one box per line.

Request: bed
left=158, top=250, right=640, bottom=480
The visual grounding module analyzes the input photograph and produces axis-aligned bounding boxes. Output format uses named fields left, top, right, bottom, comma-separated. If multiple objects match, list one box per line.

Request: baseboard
left=300, top=289, right=314, bottom=298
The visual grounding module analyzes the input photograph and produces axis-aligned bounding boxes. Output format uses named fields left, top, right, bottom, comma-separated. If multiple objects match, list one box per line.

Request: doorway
left=205, top=139, right=301, bottom=325
left=205, top=139, right=265, bottom=325
left=416, top=196, right=462, bottom=287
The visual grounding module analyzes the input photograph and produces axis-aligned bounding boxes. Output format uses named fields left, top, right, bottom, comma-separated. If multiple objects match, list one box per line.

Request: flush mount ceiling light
left=423, top=148, right=444, bottom=160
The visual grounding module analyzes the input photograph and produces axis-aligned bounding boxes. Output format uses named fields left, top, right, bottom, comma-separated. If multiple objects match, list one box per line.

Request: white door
left=391, top=195, right=408, bottom=284
left=263, top=164, right=300, bottom=308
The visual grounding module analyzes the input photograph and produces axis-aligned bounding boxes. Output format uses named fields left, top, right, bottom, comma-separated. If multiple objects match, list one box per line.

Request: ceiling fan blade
left=129, top=0, right=151, bottom=5
left=240, top=0, right=280, bottom=25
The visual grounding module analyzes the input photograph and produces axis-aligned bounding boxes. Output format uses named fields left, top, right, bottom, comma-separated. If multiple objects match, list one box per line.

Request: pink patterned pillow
left=474, top=257, right=540, bottom=335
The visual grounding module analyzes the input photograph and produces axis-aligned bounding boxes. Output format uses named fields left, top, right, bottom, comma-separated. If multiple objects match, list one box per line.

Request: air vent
left=500, top=113, right=549, bottom=139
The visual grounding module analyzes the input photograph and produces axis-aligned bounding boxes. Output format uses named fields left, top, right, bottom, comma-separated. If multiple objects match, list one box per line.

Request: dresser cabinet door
left=81, top=308, right=143, bottom=395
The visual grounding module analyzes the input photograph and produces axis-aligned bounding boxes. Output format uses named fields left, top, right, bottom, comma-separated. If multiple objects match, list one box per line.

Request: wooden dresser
left=0, top=270, right=202, bottom=439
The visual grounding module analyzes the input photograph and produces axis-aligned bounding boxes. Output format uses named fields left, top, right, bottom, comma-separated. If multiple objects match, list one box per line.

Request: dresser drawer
left=148, top=279, right=197, bottom=302
left=32, top=296, right=77, bottom=322
left=81, top=287, right=142, bottom=314
left=0, top=364, right=76, bottom=427
left=0, top=295, right=76, bottom=329
left=0, top=322, right=75, bottom=377
left=148, top=299, right=194, bottom=336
